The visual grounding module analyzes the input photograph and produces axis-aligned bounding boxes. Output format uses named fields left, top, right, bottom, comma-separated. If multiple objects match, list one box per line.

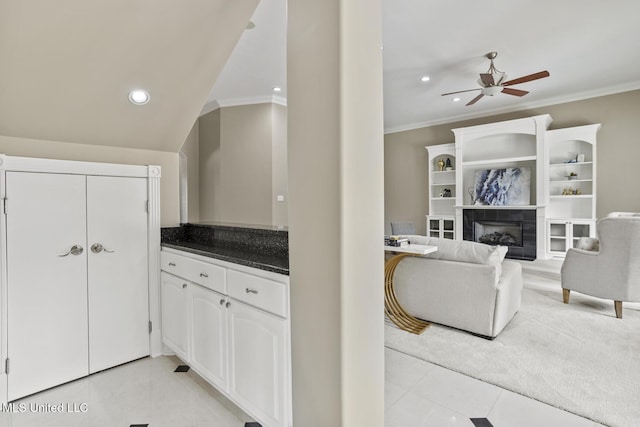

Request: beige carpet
left=384, top=268, right=640, bottom=427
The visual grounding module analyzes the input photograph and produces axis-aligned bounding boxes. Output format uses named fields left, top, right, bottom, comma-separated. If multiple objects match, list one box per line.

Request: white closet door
left=6, top=172, right=89, bottom=401
left=87, top=176, right=149, bottom=373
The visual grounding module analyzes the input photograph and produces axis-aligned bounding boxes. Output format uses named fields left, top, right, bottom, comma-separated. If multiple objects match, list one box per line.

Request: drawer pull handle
left=168, top=262, right=176, bottom=267
left=200, top=273, right=209, bottom=278
left=226, top=301, right=231, bottom=308
left=219, top=299, right=225, bottom=306
left=245, top=288, right=258, bottom=294
left=182, top=284, right=187, bottom=289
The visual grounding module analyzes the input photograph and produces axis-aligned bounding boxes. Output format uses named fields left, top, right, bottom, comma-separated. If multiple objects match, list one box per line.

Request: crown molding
left=384, top=81, right=640, bottom=135
left=200, top=95, right=287, bottom=117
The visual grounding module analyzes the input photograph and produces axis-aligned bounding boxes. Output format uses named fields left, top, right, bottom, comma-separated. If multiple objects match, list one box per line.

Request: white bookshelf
left=545, top=124, right=600, bottom=257
left=425, top=143, right=456, bottom=239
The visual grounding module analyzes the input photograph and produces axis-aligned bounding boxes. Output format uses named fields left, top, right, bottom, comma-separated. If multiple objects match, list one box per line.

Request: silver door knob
left=91, top=243, right=115, bottom=254
left=59, top=245, right=84, bottom=257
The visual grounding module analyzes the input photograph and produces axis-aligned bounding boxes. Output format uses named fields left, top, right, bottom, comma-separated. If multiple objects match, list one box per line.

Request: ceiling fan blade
left=502, top=70, right=550, bottom=86
left=441, top=88, right=482, bottom=96
left=466, top=94, right=484, bottom=106
left=480, top=73, right=494, bottom=87
left=501, top=87, right=529, bottom=97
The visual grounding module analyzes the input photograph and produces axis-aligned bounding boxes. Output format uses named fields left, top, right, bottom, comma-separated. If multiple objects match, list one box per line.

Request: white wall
left=287, top=0, right=385, bottom=425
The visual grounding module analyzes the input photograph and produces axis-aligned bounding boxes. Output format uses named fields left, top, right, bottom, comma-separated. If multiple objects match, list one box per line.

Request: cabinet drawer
left=161, top=251, right=226, bottom=294
left=227, top=270, right=287, bottom=318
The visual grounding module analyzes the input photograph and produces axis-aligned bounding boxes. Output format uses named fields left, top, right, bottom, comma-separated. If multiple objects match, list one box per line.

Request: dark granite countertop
left=161, top=223, right=289, bottom=276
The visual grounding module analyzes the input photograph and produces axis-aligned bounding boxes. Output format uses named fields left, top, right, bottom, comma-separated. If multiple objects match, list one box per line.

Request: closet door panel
left=87, top=176, right=149, bottom=373
left=6, top=172, right=89, bottom=401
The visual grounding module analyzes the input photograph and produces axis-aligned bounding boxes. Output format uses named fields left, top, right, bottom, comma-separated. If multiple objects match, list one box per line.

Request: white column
left=287, top=0, right=385, bottom=426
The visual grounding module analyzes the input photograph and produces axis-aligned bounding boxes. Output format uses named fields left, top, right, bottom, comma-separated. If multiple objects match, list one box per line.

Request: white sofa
left=392, top=236, right=522, bottom=338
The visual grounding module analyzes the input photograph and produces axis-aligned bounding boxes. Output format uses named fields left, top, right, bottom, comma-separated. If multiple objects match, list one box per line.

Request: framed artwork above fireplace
left=473, top=167, right=530, bottom=206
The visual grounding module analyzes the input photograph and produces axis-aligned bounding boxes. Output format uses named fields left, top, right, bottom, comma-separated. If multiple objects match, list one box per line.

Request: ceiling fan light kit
left=442, top=51, right=550, bottom=106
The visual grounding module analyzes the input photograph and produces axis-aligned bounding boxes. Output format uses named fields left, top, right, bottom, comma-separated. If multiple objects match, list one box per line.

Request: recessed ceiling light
left=129, top=89, right=150, bottom=105
left=246, top=21, right=256, bottom=30
left=273, top=87, right=282, bottom=93
left=453, top=97, right=461, bottom=102
left=420, top=76, right=430, bottom=82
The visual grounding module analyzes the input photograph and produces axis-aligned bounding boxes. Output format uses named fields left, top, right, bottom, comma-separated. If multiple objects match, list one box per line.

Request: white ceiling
left=204, top=0, right=286, bottom=114
left=206, top=0, right=640, bottom=133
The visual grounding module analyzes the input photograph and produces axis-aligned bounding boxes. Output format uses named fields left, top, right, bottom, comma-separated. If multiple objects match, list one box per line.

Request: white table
left=384, top=244, right=438, bottom=334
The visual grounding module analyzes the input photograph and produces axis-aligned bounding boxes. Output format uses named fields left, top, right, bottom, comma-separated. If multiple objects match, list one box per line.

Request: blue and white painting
left=474, top=168, right=530, bottom=206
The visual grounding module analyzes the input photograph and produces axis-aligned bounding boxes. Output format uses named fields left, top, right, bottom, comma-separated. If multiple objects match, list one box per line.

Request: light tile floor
left=0, top=356, right=253, bottom=427
left=0, top=349, right=606, bottom=427
left=385, top=347, right=606, bottom=427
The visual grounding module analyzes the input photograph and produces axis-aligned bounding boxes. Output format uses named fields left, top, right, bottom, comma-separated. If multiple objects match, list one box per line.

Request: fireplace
left=475, top=221, right=523, bottom=247
left=463, top=209, right=536, bottom=260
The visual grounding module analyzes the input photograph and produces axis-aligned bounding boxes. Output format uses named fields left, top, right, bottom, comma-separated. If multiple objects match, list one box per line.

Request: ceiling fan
left=442, top=52, right=550, bottom=106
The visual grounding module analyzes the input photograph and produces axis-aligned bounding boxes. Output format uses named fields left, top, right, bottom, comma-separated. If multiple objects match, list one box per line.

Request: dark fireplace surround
left=463, top=209, right=536, bottom=261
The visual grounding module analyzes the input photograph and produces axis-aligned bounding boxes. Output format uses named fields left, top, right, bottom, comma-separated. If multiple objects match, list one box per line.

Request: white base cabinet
left=160, top=273, right=189, bottom=361
left=426, top=215, right=456, bottom=240
left=228, top=299, right=287, bottom=427
left=160, top=248, right=291, bottom=427
left=189, top=283, right=228, bottom=392
left=546, top=219, right=596, bottom=257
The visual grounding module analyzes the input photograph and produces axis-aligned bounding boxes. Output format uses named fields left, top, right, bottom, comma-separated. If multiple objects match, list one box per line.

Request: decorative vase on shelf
left=445, top=158, right=453, bottom=171
left=437, top=159, right=445, bottom=171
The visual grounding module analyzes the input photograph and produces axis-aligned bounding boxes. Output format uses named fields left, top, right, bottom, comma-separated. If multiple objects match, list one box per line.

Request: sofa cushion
left=405, top=236, right=508, bottom=276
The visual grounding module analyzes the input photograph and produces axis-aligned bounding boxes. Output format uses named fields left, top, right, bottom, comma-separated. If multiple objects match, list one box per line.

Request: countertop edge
left=161, top=242, right=290, bottom=276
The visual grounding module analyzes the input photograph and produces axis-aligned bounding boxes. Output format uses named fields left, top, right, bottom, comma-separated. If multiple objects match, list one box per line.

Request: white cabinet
left=161, top=272, right=189, bottom=361
left=228, top=300, right=287, bottom=427
left=547, top=219, right=596, bottom=257
left=426, top=215, right=455, bottom=239
left=189, top=283, right=228, bottom=391
left=3, top=168, right=152, bottom=402
left=160, top=249, right=291, bottom=427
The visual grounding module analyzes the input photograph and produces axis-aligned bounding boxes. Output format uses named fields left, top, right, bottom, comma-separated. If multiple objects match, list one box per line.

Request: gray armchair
left=561, top=213, right=640, bottom=318
left=390, top=221, right=416, bottom=235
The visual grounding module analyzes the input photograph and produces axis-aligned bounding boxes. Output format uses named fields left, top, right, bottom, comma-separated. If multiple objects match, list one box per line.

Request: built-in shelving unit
left=545, top=124, right=600, bottom=257
left=425, top=143, right=456, bottom=239
left=427, top=115, right=600, bottom=260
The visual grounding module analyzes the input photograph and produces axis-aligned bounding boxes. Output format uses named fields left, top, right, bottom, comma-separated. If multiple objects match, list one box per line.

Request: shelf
left=549, top=161, right=593, bottom=167
left=549, top=195, right=593, bottom=199
left=432, top=170, right=455, bottom=174
left=431, top=182, right=456, bottom=186
left=549, top=179, right=592, bottom=183
left=462, top=155, right=536, bottom=167
left=431, top=197, right=455, bottom=201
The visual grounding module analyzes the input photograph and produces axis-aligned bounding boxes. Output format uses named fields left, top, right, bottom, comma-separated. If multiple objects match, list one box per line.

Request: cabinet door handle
left=182, top=283, right=187, bottom=289
left=200, top=272, right=208, bottom=278
left=245, top=288, right=258, bottom=294
left=168, top=262, right=176, bottom=267
left=58, top=244, right=84, bottom=257
left=219, top=299, right=225, bottom=306
left=225, top=301, right=231, bottom=308
left=91, top=243, right=114, bottom=254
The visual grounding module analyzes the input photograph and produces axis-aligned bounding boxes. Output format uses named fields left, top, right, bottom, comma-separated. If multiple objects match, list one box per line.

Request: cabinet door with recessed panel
left=87, top=176, right=149, bottom=373
left=6, top=172, right=89, bottom=401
